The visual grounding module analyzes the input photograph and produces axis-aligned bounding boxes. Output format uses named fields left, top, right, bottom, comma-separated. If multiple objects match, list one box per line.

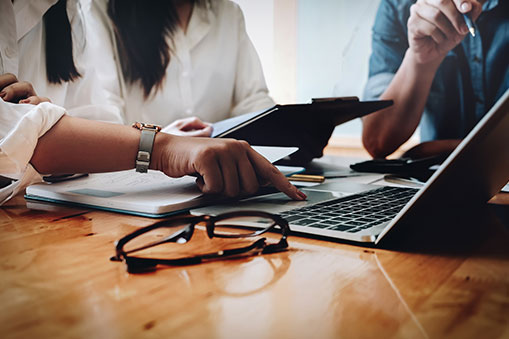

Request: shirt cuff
left=0, top=102, right=66, bottom=204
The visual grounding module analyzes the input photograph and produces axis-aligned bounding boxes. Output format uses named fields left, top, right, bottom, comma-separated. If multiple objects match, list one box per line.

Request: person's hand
left=407, top=0, right=482, bottom=65
left=152, top=134, right=307, bottom=200
left=0, top=73, right=51, bottom=104
left=161, top=117, right=213, bottom=137
left=402, top=139, right=461, bottom=159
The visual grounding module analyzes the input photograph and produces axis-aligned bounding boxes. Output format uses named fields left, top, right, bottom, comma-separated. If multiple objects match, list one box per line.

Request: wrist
left=404, top=49, right=442, bottom=79
left=149, top=132, right=174, bottom=172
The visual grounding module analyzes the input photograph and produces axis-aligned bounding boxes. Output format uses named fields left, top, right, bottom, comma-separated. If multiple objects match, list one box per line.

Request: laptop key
left=344, top=220, right=364, bottom=226
left=331, top=216, right=352, bottom=222
left=346, top=228, right=362, bottom=233
left=292, top=218, right=319, bottom=226
left=317, top=219, right=340, bottom=225
left=283, top=215, right=306, bottom=222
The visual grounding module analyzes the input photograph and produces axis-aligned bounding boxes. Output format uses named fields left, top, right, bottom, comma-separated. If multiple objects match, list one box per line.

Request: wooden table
left=1, top=156, right=509, bottom=339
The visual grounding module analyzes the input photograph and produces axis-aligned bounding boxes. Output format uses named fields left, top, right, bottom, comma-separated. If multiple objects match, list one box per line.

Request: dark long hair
left=44, top=0, right=81, bottom=84
left=107, top=0, right=198, bottom=98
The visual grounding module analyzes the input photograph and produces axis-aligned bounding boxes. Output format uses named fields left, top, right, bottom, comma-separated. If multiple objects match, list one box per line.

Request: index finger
left=425, top=0, right=468, bottom=35
left=246, top=147, right=306, bottom=201
left=0, top=73, right=18, bottom=92
left=19, top=96, right=52, bottom=105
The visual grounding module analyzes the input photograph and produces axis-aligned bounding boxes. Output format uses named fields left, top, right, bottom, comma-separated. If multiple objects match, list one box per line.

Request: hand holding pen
left=407, top=0, right=483, bottom=65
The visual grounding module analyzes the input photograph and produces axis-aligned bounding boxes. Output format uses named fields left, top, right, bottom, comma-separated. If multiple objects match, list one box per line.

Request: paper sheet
left=252, top=146, right=297, bottom=163
left=502, top=182, right=509, bottom=193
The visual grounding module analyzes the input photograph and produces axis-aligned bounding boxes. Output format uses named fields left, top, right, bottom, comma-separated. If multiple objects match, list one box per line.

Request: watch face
left=143, top=123, right=162, bottom=131
left=132, top=122, right=162, bottom=132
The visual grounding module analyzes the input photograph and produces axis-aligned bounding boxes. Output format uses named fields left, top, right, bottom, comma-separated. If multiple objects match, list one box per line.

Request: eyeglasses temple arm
left=125, top=238, right=269, bottom=271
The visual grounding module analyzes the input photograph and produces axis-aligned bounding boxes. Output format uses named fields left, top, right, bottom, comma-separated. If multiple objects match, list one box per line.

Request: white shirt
left=0, top=0, right=122, bottom=123
left=0, top=99, right=66, bottom=204
left=0, top=0, right=123, bottom=204
left=85, top=0, right=274, bottom=129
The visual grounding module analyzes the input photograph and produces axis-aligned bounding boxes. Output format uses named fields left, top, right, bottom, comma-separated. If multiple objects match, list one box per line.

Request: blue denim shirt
left=364, top=0, right=509, bottom=141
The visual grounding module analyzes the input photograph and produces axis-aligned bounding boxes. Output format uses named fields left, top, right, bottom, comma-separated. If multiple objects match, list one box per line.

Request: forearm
left=28, top=115, right=304, bottom=200
left=30, top=115, right=171, bottom=174
left=362, top=50, right=441, bottom=158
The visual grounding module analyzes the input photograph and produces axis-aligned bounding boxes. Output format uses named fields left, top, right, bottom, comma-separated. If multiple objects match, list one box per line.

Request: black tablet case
left=213, top=97, right=393, bottom=164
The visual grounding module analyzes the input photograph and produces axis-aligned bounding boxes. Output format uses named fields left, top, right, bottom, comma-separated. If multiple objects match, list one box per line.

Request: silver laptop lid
left=376, top=89, right=509, bottom=244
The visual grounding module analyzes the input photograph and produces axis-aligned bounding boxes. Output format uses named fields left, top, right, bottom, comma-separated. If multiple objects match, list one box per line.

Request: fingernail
left=460, top=2, right=470, bottom=12
left=0, top=91, right=5, bottom=99
left=297, top=190, right=307, bottom=200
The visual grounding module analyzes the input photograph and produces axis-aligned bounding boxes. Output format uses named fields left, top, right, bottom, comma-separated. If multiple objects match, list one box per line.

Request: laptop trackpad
left=193, top=190, right=352, bottom=216
left=304, top=181, right=375, bottom=194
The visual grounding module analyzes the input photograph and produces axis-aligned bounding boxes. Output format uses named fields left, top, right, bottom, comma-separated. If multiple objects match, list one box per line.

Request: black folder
left=212, top=97, right=393, bottom=164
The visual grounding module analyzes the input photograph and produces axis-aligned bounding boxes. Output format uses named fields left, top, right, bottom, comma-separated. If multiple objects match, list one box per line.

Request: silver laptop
left=192, top=89, right=509, bottom=245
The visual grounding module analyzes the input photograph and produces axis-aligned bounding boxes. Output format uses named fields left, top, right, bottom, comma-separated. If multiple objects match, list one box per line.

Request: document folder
left=212, top=97, right=393, bottom=164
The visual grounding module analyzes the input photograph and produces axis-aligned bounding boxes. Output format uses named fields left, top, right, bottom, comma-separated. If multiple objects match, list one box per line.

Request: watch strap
left=132, top=122, right=161, bottom=173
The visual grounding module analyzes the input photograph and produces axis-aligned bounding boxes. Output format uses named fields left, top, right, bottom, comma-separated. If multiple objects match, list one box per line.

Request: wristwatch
left=132, top=122, right=162, bottom=173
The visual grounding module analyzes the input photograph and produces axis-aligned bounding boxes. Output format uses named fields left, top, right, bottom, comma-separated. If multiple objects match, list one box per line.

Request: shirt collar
left=184, top=1, right=215, bottom=51
left=13, top=0, right=58, bottom=40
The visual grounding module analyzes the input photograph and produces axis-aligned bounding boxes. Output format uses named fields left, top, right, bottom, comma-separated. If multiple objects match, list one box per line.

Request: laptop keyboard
left=279, top=186, right=418, bottom=233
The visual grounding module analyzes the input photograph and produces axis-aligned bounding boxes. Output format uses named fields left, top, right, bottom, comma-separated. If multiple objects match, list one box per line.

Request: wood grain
left=1, top=162, right=508, bottom=338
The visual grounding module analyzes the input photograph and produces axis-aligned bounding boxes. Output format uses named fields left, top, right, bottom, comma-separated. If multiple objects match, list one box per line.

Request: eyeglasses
left=111, top=211, right=290, bottom=273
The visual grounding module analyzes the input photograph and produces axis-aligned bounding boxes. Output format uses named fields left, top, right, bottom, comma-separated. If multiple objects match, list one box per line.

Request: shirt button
left=473, top=56, right=481, bottom=63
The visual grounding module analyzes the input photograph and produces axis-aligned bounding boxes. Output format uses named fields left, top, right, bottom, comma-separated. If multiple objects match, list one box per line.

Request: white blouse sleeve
left=230, top=4, right=275, bottom=117
left=0, top=100, right=66, bottom=204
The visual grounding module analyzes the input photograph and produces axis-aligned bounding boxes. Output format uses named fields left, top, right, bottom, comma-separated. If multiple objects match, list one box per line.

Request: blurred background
left=233, top=0, right=418, bottom=154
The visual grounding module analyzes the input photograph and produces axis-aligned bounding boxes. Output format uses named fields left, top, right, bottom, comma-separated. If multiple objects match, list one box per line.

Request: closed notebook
left=24, top=146, right=298, bottom=218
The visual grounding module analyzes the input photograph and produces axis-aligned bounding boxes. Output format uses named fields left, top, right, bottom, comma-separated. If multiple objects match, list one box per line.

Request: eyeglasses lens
left=213, top=215, right=277, bottom=236
left=123, top=221, right=195, bottom=260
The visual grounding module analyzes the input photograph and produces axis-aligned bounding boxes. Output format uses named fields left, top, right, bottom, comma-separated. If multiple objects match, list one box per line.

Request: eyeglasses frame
left=111, top=211, right=290, bottom=272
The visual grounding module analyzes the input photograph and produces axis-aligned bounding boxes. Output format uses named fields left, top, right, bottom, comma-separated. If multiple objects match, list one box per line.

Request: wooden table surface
left=1, top=156, right=508, bottom=339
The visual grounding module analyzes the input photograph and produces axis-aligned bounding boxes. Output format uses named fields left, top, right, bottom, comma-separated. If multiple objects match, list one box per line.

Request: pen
left=289, top=174, right=325, bottom=183
left=43, top=173, right=88, bottom=183
left=462, top=13, right=476, bottom=37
